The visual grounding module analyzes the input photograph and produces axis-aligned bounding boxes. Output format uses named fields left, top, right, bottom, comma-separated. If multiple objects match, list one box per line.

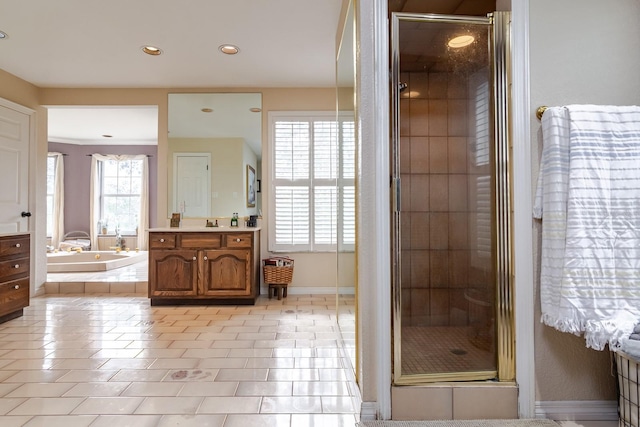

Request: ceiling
left=0, top=0, right=494, bottom=147
left=0, top=0, right=344, bottom=148
left=0, top=0, right=344, bottom=89
left=48, top=106, right=159, bottom=146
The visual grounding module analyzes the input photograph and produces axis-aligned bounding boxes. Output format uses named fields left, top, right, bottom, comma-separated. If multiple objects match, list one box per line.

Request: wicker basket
left=263, top=258, right=294, bottom=284
left=615, top=350, right=640, bottom=427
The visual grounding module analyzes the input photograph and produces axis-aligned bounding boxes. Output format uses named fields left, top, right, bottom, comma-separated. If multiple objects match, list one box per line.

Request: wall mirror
left=336, top=0, right=356, bottom=374
left=167, top=93, right=262, bottom=219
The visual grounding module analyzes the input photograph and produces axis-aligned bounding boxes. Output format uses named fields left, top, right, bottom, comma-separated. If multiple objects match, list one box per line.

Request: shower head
left=398, top=82, right=408, bottom=92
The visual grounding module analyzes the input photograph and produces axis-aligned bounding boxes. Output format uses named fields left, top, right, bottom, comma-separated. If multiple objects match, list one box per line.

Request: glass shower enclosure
left=390, top=12, right=514, bottom=384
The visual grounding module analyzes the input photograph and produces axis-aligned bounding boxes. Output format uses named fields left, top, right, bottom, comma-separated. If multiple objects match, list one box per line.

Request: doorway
left=172, top=152, right=211, bottom=218
left=390, top=12, right=514, bottom=384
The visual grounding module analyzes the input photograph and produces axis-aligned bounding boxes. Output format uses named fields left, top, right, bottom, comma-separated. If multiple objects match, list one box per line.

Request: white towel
left=620, top=337, right=640, bottom=360
left=535, top=105, right=640, bottom=350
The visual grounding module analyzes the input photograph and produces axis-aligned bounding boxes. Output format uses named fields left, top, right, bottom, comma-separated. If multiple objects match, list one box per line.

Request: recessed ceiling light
left=249, top=107, right=261, bottom=113
left=0, top=31, right=8, bottom=40
left=201, top=108, right=213, bottom=113
left=142, top=45, right=162, bottom=56
left=102, top=134, right=113, bottom=138
left=448, top=35, right=474, bottom=48
left=219, top=44, right=239, bottom=55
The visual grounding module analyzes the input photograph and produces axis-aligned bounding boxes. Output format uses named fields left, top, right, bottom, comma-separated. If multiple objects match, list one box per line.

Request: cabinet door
left=202, top=250, right=251, bottom=297
left=149, top=250, right=198, bottom=297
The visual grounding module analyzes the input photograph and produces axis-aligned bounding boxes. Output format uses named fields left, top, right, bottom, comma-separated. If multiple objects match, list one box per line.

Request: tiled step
left=44, top=281, right=148, bottom=294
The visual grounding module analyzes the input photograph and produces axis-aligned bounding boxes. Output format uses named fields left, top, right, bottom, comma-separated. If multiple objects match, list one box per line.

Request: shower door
left=391, top=12, right=513, bottom=384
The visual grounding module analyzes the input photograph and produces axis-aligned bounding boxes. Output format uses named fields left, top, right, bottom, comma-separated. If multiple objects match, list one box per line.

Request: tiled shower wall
left=399, top=70, right=493, bottom=328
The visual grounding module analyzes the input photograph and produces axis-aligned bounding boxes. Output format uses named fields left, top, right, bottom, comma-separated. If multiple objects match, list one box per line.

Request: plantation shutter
left=270, top=112, right=355, bottom=252
left=339, top=119, right=355, bottom=249
left=273, top=121, right=310, bottom=248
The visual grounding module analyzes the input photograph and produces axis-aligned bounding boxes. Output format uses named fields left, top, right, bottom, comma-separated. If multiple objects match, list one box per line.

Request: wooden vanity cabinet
left=148, top=231, right=259, bottom=305
left=0, top=234, right=30, bottom=323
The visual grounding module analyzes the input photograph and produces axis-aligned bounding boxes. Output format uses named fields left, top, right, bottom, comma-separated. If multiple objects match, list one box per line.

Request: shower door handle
left=392, top=177, right=401, bottom=212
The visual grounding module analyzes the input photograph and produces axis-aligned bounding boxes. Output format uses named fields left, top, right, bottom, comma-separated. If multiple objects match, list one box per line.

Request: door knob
left=21, top=212, right=31, bottom=218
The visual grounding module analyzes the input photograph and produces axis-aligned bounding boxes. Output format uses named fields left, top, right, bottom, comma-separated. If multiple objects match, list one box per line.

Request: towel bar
left=536, top=105, right=548, bottom=121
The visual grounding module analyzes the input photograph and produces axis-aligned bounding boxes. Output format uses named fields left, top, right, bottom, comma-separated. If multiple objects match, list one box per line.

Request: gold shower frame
left=390, top=11, right=514, bottom=385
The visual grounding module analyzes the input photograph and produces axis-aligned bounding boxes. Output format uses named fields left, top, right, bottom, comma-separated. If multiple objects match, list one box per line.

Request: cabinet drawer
left=0, top=277, right=29, bottom=317
left=181, top=234, right=221, bottom=249
left=0, top=257, right=29, bottom=280
left=149, top=234, right=176, bottom=249
left=225, top=233, right=252, bottom=248
left=0, top=235, right=29, bottom=258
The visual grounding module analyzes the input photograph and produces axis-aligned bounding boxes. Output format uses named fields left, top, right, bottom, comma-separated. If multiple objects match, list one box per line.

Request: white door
left=0, top=102, right=30, bottom=233
left=173, top=153, right=210, bottom=218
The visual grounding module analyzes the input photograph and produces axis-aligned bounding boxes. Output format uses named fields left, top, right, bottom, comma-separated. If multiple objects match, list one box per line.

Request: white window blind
left=270, top=112, right=355, bottom=252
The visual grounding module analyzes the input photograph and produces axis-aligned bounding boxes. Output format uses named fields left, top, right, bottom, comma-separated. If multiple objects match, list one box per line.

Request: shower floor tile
left=401, top=325, right=495, bottom=376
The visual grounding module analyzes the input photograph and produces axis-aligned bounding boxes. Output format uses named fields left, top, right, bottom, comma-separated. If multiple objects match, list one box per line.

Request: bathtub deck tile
left=44, top=283, right=60, bottom=294
left=60, top=283, right=85, bottom=294
left=47, top=260, right=148, bottom=284
left=110, top=283, right=136, bottom=294
left=85, top=283, right=110, bottom=293
left=47, top=259, right=149, bottom=295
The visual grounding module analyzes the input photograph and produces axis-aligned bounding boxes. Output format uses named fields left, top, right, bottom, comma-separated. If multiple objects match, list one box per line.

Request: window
left=46, top=155, right=56, bottom=237
left=269, top=112, right=355, bottom=252
left=98, top=158, right=143, bottom=234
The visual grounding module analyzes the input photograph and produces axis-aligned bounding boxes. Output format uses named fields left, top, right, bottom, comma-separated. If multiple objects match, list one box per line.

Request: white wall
left=530, top=0, right=640, bottom=402
left=168, top=137, right=256, bottom=219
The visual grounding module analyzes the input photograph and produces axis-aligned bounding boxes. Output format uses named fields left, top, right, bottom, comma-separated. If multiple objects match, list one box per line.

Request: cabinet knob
left=203, top=256, right=208, bottom=261
left=235, top=238, right=241, bottom=242
left=160, top=238, right=165, bottom=243
left=192, top=256, right=197, bottom=261
left=13, top=264, right=19, bottom=269
left=15, top=243, right=20, bottom=248
left=14, top=284, right=19, bottom=290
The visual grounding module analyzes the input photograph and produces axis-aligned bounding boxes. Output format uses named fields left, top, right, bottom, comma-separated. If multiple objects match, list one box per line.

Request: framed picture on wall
left=246, top=165, right=256, bottom=207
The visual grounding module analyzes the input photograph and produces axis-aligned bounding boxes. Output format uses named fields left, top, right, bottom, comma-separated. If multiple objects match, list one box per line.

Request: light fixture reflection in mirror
left=167, top=93, right=262, bottom=219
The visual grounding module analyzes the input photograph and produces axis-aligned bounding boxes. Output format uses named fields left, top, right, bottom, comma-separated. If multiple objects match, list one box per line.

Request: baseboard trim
left=259, top=286, right=355, bottom=295
left=535, top=400, right=618, bottom=421
left=360, top=401, right=379, bottom=421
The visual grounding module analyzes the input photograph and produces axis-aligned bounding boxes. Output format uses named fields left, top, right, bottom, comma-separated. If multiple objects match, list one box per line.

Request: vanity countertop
left=148, top=226, right=261, bottom=233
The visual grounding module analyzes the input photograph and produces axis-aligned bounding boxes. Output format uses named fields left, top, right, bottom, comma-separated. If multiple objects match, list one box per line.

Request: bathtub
left=47, top=250, right=148, bottom=273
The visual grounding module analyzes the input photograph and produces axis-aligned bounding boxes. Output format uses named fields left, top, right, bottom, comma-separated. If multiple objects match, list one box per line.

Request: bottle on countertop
left=231, top=212, right=239, bottom=227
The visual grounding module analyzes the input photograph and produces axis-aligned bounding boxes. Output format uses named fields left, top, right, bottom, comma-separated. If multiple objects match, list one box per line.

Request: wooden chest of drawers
left=0, top=234, right=29, bottom=323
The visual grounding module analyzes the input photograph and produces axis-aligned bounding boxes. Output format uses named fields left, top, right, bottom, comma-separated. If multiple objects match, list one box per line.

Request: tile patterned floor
left=0, top=293, right=360, bottom=426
